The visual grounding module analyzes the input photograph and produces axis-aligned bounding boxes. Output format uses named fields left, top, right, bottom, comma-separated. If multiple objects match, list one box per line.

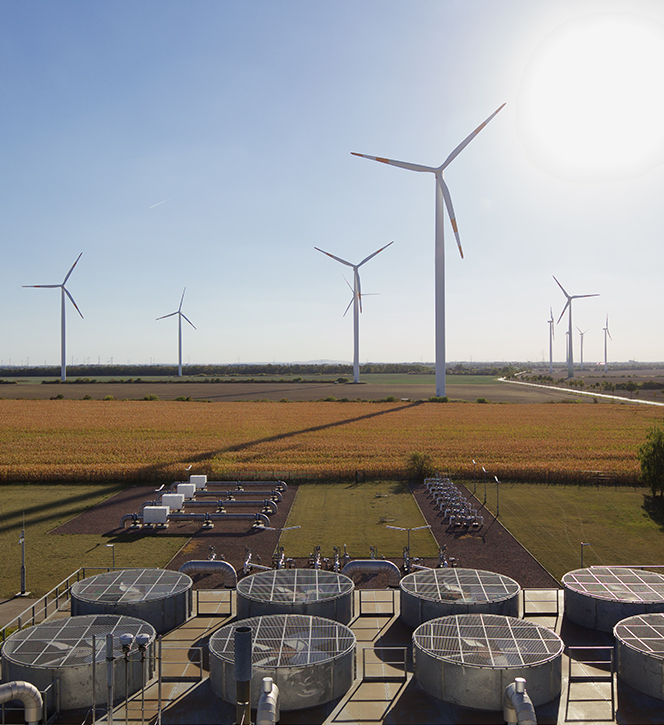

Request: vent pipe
left=235, top=626, right=252, bottom=725
left=503, top=677, right=536, bottom=725
left=178, top=560, right=238, bottom=588
left=256, top=676, right=280, bottom=725
left=0, top=681, right=43, bottom=725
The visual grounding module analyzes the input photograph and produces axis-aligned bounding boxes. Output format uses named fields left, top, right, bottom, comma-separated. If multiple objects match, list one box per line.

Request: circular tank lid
left=71, top=568, right=192, bottom=605
left=563, top=567, right=664, bottom=603
left=413, top=613, right=563, bottom=668
left=209, top=614, right=355, bottom=668
left=2, top=614, right=156, bottom=669
left=237, top=569, right=354, bottom=604
left=401, top=568, right=520, bottom=604
left=614, top=612, right=664, bottom=660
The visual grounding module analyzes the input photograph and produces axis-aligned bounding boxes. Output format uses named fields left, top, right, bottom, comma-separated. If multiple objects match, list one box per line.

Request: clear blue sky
left=2, top=0, right=663, bottom=368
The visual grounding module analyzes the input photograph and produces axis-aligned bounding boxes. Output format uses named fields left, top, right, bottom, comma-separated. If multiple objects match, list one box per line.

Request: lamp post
left=18, top=513, right=29, bottom=596
left=482, top=467, right=487, bottom=505
left=386, top=524, right=431, bottom=552
left=472, top=459, right=477, bottom=494
left=581, top=542, right=591, bottom=568
left=106, top=543, right=115, bottom=569
left=495, top=476, right=500, bottom=517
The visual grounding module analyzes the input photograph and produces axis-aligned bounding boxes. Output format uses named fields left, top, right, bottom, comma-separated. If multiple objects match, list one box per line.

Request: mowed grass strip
left=279, top=482, right=439, bottom=558
left=0, top=399, right=659, bottom=482
left=481, top=483, right=664, bottom=582
left=0, top=485, right=189, bottom=598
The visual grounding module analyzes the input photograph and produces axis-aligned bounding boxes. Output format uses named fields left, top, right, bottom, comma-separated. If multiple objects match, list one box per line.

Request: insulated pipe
left=195, top=489, right=283, bottom=503
left=174, top=498, right=278, bottom=515
left=178, top=560, right=238, bottom=588
left=342, top=559, right=401, bottom=587
left=234, top=626, right=252, bottom=725
left=120, top=512, right=270, bottom=528
left=170, top=480, right=287, bottom=492
left=0, top=681, right=43, bottom=725
left=503, top=678, right=537, bottom=725
left=256, top=677, right=280, bottom=725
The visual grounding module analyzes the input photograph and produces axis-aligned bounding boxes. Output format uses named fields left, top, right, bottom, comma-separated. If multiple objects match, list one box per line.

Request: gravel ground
left=51, top=480, right=558, bottom=590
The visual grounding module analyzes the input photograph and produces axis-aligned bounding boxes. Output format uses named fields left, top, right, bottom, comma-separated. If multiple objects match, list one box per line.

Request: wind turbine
left=157, top=288, right=196, bottom=377
left=315, top=242, right=393, bottom=383
left=576, top=327, right=589, bottom=370
left=548, top=307, right=555, bottom=374
left=352, top=104, right=505, bottom=397
left=553, top=276, right=599, bottom=379
left=603, top=315, right=612, bottom=373
left=23, top=253, right=84, bottom=382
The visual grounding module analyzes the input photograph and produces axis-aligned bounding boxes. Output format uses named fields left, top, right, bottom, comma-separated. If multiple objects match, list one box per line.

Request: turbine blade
left=358, top=240, right=394, bottom=267
left=22, top=284, right=59, bottom=288
left=157, top=311, right=178, bottom=320
left=181, top=313, right=196, bottom=330
left=439, top=177, right=464, bottom=258
left=343, top=297, right=353, bottom=317
left=440, top=103, right=506, bottom=170
left=356, top=271, right=363, bottom=313
left=557, top=300, right=570, bottom=324
left=552, top=275, right=571, bottom=299
left=314, top=247, right=353, bottom=268
left=64, top=287, right=84, bottom=319
left=571, top=293, right=600, bottom=300
left=63, top=252, right=83, bottom=284
left=179, top=288, right=186, bottom=311
left=342, top=275, right=353, bottom=293
left=351, top=152, right=436, bottom=173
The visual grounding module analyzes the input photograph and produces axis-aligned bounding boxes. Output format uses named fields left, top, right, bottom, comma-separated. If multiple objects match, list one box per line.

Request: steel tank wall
left=401, top=588, right=519, bottom=629
left=0, top=617, right=156, bottom=711
left=615, top=637, right=664, bottom=701
left=563, top=586, right=664, bottom=633
left=413, top=645, right=562, bottom=711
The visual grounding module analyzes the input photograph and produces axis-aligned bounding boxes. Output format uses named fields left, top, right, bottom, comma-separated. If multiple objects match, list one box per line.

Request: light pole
left=581, top=542, right=591, bottom=568
left=106, top=543, right=115, bottom=569
left=18, top=514, right=29, bottom=596
left=386, top=524, right=431, bottom=552
left=482, top=467, right=487, bottom=505
left=495, top=476, right=500, bottom=517
left=472, top=459, right=477, bottom=494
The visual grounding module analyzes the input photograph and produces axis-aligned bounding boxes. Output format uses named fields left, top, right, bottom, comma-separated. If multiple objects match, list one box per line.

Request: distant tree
left=638, top=426, right=664, bottom=496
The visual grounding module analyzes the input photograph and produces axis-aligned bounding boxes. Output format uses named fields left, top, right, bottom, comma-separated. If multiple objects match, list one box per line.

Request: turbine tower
left=603, top=315, right=612, bottom=373
left=553, top=276, right=599, bottom=379
left=352, top=104, right=505, bottom=397
left=576, top=327, right=589, bottom=370
left=23, top=253, right=84, bottom=382
left=548, top=307, right=555, bottom=374
left=315, top=242, right=393, bottom=383
left=157, top=288, right=196, bottom=377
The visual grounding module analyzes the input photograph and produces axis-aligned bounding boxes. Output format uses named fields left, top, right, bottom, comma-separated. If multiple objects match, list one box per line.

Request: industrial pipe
left=256, top=677, right=280, bottom=725
left=503, top=678, right=537, bottom=725
left=170, top=498, right=278, bottom=515
left=170, top=479, right=287, bottom=492
left=120, top=512, right=270, bottom=528
left=0, top=681, right=43, bottom=725
left=341, top=559, right=401, bottom=587
left=178, top=560, right=238, bottom=588
left=195, top=489, right=283, bottom=503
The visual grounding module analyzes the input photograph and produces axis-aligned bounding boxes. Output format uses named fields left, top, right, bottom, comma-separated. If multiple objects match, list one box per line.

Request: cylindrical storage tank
left=400, top=568, right=520, bottom=629
left=236, top=569, right=354, bottom=624
left=1, top=615, right=156, bottom=711
left=615, top=613, right=664, bottom=701
left=71, top=569, right=192, bottom=634
left=209, top=614, right=355, bottom=711
left=563, top=567, right=664, bottom=633
left=413, top=613, right=563, bottom=711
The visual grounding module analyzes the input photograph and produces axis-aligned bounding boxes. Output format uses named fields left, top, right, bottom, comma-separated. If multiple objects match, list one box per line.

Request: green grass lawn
left=0, top=485, right=189, bottom=598
left=479, top=482, right=664, bottom=581
left=279, top=481, right=439, bottom=558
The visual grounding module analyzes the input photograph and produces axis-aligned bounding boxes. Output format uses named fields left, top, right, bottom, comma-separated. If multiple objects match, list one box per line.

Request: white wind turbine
left=23, top=253, right=84, bottom=382
left=352, top=104, right=505, bottom=397
left=576, top=326, right=589, bottom=370
left=157, top=288, right=196, bottom=377
left=553, top=276, right=599, bottom=379
left=603, top=315, right=612, bottom=373
left=315, top=242, right=393, bottom=383
left=548, top=307, right=555, bottom=374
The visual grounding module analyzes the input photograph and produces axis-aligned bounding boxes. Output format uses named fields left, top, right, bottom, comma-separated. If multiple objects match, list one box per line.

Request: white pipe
left=0, top=681, right=43, bottom=725
left=503, top=678, right=536, bottom=725
left=178, top=560, right=237, bottom=588
left=256, top=676, right=280, bottom=725
left=341, top=559, right=401, bottom=587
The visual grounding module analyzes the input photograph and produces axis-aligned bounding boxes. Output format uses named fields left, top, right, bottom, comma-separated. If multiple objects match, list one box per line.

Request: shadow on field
left=134, top=400, right=424, bottom=478
left=642, top=494, right=664, bottom=531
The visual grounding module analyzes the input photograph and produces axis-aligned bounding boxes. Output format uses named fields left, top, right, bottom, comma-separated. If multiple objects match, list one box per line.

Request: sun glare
left=517, top=12, right=664, bottom=183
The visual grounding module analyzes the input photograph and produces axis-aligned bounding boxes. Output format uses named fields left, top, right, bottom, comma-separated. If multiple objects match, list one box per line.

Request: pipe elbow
left=503, top=680, right=537, bottom=725
left=256, top=677, right=280, bottom=725
left=0, top=681, right=43, bottom=725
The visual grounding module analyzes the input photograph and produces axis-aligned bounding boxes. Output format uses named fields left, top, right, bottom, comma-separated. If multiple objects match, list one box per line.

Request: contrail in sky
left=149, top=197, right=173, bottom=209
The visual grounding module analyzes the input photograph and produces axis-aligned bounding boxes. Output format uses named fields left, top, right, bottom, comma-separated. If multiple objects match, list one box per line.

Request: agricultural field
left=0, top=485, right=188, bottom=598
left=278, top=481, right=439, bottom=558
left=481, top=482, right=664, bottom=581
left=0, top=399, right=661, bottom=484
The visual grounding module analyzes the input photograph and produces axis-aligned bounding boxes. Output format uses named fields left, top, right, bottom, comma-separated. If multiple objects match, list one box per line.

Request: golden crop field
left=0, top=399, right=660, bottom=483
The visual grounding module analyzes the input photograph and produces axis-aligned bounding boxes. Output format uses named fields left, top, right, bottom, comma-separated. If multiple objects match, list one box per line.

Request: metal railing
left=565, top=645, right=615, bottom=722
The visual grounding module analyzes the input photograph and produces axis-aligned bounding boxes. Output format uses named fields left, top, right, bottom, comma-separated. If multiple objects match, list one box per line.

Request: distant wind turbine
left=315, top=242, right=393, bottom=383
left=603, top=315, right=612, bottom=373
left=23, top=253, right=84, bottom=382
left=553, top=276, right=599, bottom=379
left=548, top=307, right=555, bottom=374
left=352, top=104, right=505, bottom=396
left=576, top=327, right=589, bottom=370
left=157, top=288, right=196, bottom=377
